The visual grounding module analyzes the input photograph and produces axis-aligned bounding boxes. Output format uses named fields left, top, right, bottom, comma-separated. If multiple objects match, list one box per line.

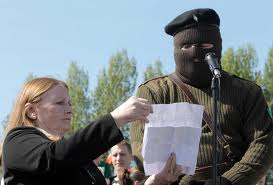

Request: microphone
left=204, top=52, right=221, bottom=78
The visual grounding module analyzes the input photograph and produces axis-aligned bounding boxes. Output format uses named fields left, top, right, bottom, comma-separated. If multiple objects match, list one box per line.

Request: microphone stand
left=211, top=76, right=221, bottom=185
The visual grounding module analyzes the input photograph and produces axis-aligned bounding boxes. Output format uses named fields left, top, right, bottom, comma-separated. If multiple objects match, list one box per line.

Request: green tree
left=1, top=115, right=9, bottom=133
left=221, top=44, right=261, bottom=84
left=144, top=60, right=164, bottom=81
left=90, top=49, right=137, bottom=140
left=263, top=45, right=273, bottom=111
left=66, top=62, right=91, bottom=134
left=25, top=72, right=37, bottom=83
left=263, top=45, right=273, bottom=185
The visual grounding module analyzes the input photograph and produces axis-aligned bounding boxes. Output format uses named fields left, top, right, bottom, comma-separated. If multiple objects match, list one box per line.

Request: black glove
left=204, top=176, right=232, bottom=185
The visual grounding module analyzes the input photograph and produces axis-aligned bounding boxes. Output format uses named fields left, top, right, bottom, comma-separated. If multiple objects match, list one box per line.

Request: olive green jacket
left=130, top=72, right=273, bottom=185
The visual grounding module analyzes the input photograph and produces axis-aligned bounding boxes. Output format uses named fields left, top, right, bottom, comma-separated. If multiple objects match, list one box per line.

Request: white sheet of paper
left=142, top=102, right=204, bottom=175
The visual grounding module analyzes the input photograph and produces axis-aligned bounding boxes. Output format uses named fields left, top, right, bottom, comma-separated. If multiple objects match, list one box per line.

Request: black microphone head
left=205, top=52, right=219, bottom=67
left=204, top=52, right=221, bottom=78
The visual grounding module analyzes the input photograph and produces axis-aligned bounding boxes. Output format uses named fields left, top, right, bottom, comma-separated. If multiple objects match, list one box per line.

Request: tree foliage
left=263, top=45, right=273, bottom=185
left=221, top=44, right=261, bottom=84
left=66, top=62, right=91, bottom=134
left=24, top=72, right=37, bottom=83
left=143, top=60, right=164, bottom=81
left=90, top=49, right=137, bottom=140
left=263, top=45, right=273, bottom=112
left=1, top=115, right=9, bottom=132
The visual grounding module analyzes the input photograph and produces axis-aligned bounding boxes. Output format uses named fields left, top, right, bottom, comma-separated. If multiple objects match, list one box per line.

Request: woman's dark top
left=2, top=114, right=124, bottom=185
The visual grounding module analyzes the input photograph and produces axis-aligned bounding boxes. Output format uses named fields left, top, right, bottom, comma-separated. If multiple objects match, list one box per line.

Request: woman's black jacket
left=2, top=114, right=124, bottom=185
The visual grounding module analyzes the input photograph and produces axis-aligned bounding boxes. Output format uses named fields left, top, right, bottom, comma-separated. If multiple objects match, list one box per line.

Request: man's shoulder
left=142, top=75, right=169, bottom=84
left=138, top=75, right=170, bottom=89
left=224, top=72, right=261, bottom=91
left=233, top=75, right=260, bottom=89
left=136, top=75, right=174, bottom=96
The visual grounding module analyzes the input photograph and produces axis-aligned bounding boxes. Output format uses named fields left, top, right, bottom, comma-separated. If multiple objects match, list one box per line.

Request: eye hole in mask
left=181, top=43, right=214, bottom=50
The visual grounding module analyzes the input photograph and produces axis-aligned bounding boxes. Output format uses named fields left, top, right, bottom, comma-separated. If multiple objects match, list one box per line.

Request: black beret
left=165, top=8, right=220, bottom=36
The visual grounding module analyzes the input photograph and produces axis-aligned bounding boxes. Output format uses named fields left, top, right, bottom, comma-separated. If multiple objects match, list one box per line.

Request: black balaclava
left=173, top=25, right=222, bottom=88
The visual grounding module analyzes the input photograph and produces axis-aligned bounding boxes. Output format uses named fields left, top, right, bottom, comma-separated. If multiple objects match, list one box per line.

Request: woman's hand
left=145, top=153, right=183, bottom=185
left=111, top=96, right=153, bottom=127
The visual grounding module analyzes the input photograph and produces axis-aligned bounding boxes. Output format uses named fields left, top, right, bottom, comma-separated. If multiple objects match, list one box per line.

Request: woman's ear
left=25, top=103, right=37, bottom=120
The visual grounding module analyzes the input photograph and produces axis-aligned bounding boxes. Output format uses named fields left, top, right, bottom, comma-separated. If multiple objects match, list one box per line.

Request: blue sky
left=0, top=0, right=273, bottom=136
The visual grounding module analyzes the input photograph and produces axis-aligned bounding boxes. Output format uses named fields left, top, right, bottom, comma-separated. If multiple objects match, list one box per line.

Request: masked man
left=130, top=8, right=273, bottom=185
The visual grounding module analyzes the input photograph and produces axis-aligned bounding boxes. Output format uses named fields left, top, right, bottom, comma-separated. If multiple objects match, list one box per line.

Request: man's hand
left=145, top=153, right=183, bottom=185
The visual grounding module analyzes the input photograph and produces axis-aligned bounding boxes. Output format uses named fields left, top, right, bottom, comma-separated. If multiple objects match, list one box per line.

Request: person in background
left=130, top=8, right=273, bottom=185
left=110, top=140, right=147, bottom=185
left=111, top=141, right=133, bottom=172
left=109, top=140, right=134, bottom=185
